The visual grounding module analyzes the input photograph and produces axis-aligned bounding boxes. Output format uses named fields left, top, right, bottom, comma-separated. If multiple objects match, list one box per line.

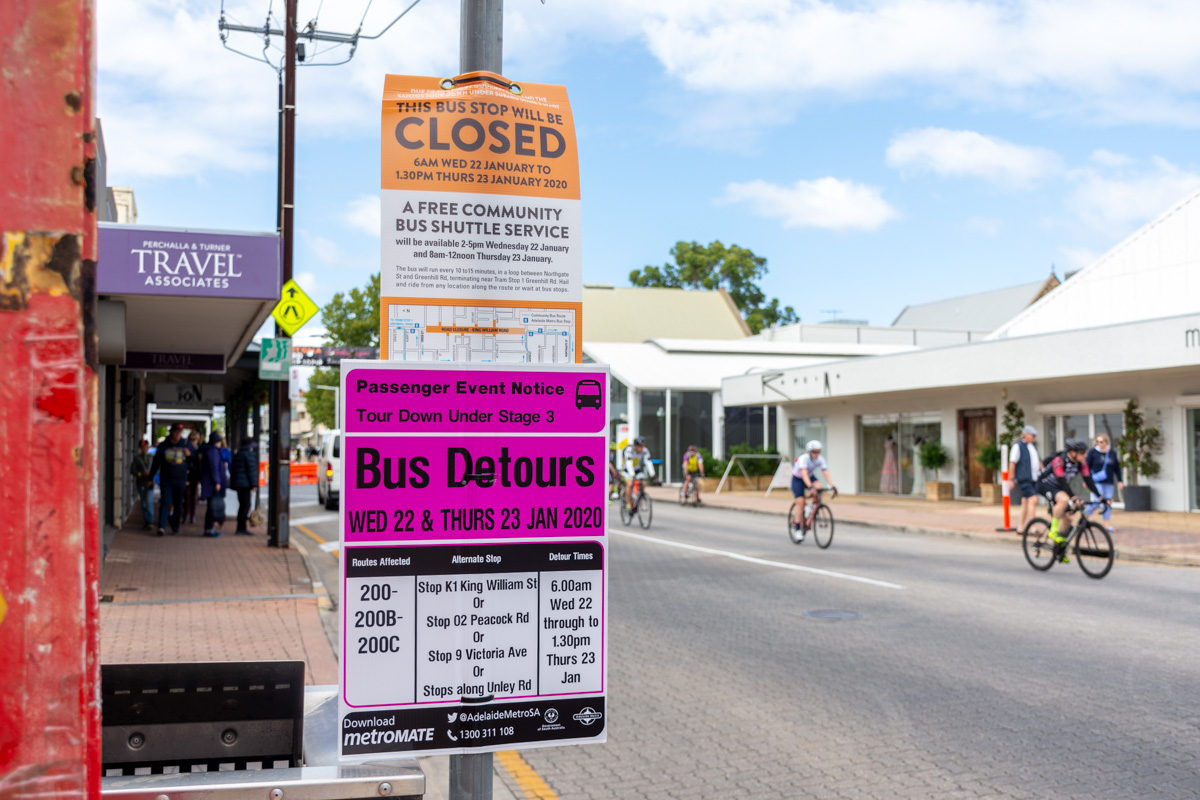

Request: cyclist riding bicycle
left=1034, top=438, right=1106, bottom=561
left=792, top=440, right=837, bottom=539
left=621, top=437, right=655, bottom=512
left=681, top=444, right=705, bottom=504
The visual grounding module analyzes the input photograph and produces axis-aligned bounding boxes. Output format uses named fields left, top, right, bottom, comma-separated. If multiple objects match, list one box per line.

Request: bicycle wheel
left=637, top=493, right=653, bottom=529
left=1075, top=522, right=1114, bottom=579
left=618, top=497, right=633, bottom=526
left=812, top=505, right=834, bottom=549
left=787, top=501, right=805, bottom=544
left=1022, top=518, right=1057, bottom=571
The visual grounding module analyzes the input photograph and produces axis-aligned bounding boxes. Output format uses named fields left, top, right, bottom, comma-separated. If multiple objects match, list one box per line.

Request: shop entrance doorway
left=960, top=408, right=997, bottom=498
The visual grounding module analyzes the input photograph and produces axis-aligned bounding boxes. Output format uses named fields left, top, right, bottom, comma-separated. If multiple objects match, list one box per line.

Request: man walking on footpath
left=230, top=437, right=258, bottom=535
left=149, top=423, right=193, bottom=536
left=1007, top=424, right=1042, bottom=533
left=129, top=439, right=155, bottom=530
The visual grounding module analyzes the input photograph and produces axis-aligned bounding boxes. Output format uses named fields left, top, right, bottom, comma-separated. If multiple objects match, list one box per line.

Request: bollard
left=997, top=469, right=1016, bottom=532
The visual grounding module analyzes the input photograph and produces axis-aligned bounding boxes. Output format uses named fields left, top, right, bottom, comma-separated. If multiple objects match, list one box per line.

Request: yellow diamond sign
left=272, top=279, right=319, bottom=336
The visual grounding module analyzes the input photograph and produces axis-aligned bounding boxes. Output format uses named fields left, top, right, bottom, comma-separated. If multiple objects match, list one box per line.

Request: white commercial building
left=722, top=187, right=1200, bottom=511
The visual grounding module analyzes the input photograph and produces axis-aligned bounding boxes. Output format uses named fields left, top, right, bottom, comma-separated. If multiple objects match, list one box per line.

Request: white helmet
left=806, top=440, right=823, bottom=452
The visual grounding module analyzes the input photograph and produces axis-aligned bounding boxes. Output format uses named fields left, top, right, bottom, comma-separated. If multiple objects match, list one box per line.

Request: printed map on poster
left=386, top=304, right=575, bottom=363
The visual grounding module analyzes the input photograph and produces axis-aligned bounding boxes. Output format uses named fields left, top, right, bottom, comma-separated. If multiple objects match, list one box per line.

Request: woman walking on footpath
left=198, top=431, right=229, bottom=537
left=230, top=437, right=258, bottom=535
left=1085, top=433, right=1123, bottom=532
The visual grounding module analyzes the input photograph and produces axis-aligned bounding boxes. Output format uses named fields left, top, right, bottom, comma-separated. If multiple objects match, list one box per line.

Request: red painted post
left=998, top=469, right=1015, bottom=532
left=0, top=1, right=101, bottom=797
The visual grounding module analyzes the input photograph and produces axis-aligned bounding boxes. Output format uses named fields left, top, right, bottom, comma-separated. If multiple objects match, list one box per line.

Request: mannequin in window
left=880, top=434, right=900, bottom=493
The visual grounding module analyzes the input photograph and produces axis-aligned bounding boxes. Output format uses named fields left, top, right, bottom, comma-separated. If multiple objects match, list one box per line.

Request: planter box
left=698, top=477, right=721, bottom=493
left=926, top=481, right=954, bottom=502
left=979, top=483, right=1003, bottom=505
left=1123, top=485, right=1151, bottom=512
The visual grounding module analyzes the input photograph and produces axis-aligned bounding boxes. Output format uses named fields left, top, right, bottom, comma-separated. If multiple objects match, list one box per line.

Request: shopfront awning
left=98, top=223, right=280, bottom=397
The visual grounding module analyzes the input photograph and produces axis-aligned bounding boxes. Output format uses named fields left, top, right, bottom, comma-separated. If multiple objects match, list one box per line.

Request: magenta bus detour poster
left=338, top=361, right=609, bottom=760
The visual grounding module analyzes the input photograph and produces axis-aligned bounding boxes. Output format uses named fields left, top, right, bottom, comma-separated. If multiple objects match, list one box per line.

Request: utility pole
left=450, top=5, right=503, bottom=795
left=219, top=0, right=423, bottom=547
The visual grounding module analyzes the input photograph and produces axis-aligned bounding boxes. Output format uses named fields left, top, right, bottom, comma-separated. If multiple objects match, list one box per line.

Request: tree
left=305, top=367, right=339, bottom=430
left=1118, top=399, right=1162, bottom=485
left=629, top=240, right=798, bottom=334
left=321, top=273, right=380, bottom=347
left=999, top=401, right=1026, bottom=450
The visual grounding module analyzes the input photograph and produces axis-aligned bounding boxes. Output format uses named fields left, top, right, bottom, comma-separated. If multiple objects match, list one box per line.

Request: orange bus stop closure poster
left=379, top=72, right=582, bottom=364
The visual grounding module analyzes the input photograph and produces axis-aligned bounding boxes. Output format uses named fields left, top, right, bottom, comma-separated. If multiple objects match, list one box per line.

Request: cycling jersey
left=793, top=453, right=828, bottom=482
left=621, top=446, right=655, bottom=478
left=1036, top=451, right=1098, bottom=497
left=683, top=451, right=703, bottom=474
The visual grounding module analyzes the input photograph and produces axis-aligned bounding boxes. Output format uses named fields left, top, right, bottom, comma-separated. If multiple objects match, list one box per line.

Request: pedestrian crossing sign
left=272, top=279, right=320, bottom=336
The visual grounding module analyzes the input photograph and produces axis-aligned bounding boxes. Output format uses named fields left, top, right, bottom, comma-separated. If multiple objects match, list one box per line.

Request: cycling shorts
left=1036, top=480, right=1071, bottom=504
left=791, top=476, right=814, bottom=498
left=685, top=469, right=701, bottom=478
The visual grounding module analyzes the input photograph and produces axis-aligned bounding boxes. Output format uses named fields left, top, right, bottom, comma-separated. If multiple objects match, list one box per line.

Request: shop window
left=669, top=392, right=714, bottom=481
left=609, top=380, right=629, bottom=444
left=1189, top=409, right=1200, bottom=511
left=725, top=406, right=775, bottom=450
left=638, top=391, right=666, bottom=475
left=791, top=417, right=827, bottom=459
left=860, top=412, right=941, bottom=495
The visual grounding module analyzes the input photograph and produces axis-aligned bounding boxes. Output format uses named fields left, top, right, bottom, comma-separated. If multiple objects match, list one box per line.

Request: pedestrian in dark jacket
left=148, top=423, right=194, bottom=535
left=1085, top=433, right=1124, bottom=532
left=198, top=431, right=229, bottom=537
left=184, top=430, right=203, bottom=523
left=230, top=437, right=258, bottom=535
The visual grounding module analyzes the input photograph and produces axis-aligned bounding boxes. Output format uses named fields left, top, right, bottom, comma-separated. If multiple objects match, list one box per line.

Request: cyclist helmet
left=806, top=440, right=823, bottom=452
left=1066, top=438, right=1088, bottom=453
left=633, top=437, right=646, bottom=446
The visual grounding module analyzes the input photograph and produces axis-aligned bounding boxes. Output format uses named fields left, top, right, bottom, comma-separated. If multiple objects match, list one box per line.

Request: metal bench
left=100, top=662, right=423, bottom=799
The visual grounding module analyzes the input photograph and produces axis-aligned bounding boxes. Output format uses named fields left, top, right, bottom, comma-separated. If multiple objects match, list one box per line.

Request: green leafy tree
left=629, top=241, right=798, bottom=334
left=305, top=367, right=339, bottom=430
left=321, top=273, right=380, bottom=347
left=1118, top=399, right=1162, bottom=485
left=999, top=401, right=1025, bottom=449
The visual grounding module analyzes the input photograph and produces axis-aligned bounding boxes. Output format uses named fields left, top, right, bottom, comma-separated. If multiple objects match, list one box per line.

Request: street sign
left=259, top=337, right=292, bottom=380
left=377, top=74, right=583, bottom=364
left=153, top=383, right=225, bottom=409
left=288, top=366, right=304, bottom=401
left=272, top=278, right=320, bottom=336
left=337, top=361, right=608, bottom=760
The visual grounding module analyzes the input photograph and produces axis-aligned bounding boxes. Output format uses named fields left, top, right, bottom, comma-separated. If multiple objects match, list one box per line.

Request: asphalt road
left=292, top=491, right=1200, bottom=799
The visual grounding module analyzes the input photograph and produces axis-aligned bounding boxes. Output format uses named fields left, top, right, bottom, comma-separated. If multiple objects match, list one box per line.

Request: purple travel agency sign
left=98, top=224, right=280, bottom=299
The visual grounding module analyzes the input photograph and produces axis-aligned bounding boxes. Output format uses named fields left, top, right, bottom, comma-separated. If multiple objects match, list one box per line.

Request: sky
left=99, top=0, right=1200, bottom=330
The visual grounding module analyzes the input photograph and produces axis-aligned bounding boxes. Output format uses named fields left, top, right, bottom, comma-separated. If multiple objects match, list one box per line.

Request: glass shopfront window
left=609, top=380, right=629, bottom=443
left=725, top=406, right=776, bottom=450
left=638, top=391, right=666, bottom=475
left=860, top=412, right=942, bottom=495
left=791, top=417, right=827, bottom=459
left=1043, top=411, right=1127, bottom=500
left=669, top=392, right=714, bottom=483
left=1188, top=409, right=1200, bottom=511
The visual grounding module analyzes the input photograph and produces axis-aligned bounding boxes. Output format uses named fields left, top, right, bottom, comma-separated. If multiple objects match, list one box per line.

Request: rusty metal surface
left=0, top=0, right=100, bottom=798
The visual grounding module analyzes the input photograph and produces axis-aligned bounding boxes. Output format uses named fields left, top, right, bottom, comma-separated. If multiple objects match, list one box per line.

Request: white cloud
left=1057, top=246, right=1099, bottom=272
left=963, top=216, right=1002, bottom=236
left=1090, top=149, right=1133, bottom=167
left=622, top=0, right=1200, bottom=126
left=1067, top=156, right=1200, bottom=232
left=342, top=194, right=381, bottom=236
left=299, top=231, right=341, bottom=266
left=721, top=177, right=900, bottom=231
left=886, top=128, right=1061, bottom=188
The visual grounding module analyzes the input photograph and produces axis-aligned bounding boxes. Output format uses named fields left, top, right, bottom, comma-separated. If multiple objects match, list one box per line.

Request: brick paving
left=651, top=487, right=1200, bottom=564
left=100, top=503, right=338, bottom=684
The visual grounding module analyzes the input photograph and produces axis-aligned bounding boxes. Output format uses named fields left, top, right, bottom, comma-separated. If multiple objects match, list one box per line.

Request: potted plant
left=1117, top=399, right=1161, bottom=511
left=920, top=440, right=954, bottom=501
left=975, top=441, right=1003, bottom=505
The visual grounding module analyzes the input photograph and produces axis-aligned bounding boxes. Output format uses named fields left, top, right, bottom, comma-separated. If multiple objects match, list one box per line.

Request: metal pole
left=450, top=3, right=502, bottom=796
left=269, top=0, right=298, bottom=547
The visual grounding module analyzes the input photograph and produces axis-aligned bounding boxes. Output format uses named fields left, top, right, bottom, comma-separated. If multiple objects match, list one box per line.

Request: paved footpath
left=653, top=487, right=1200, bottom=565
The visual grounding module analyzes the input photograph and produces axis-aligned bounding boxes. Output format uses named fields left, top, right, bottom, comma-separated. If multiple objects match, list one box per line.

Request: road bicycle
left=678, top=476, right=702, bottom=506
left=619, top=476, right=653, bottom=529
left=1022, top=499, right=1114, bottom=579
left=787, top=487, right=836, bottom=548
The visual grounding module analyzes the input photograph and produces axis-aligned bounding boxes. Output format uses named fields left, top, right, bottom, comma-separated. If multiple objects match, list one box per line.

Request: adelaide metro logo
left=572, top=707, right=602, bottom=726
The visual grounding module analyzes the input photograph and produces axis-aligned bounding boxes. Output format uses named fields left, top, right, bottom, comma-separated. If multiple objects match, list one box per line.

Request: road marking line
left=291, top=513, right=338, bottom=526
left=610, top=529, right=905, bottom=590
left=495, top=750, right=560, bottom=800
left=295, top=524, right=339, bottom=558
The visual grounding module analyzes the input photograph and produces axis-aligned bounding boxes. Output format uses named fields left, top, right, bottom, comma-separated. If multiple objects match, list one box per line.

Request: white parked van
left=316, top=430, right=341, bottom=510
